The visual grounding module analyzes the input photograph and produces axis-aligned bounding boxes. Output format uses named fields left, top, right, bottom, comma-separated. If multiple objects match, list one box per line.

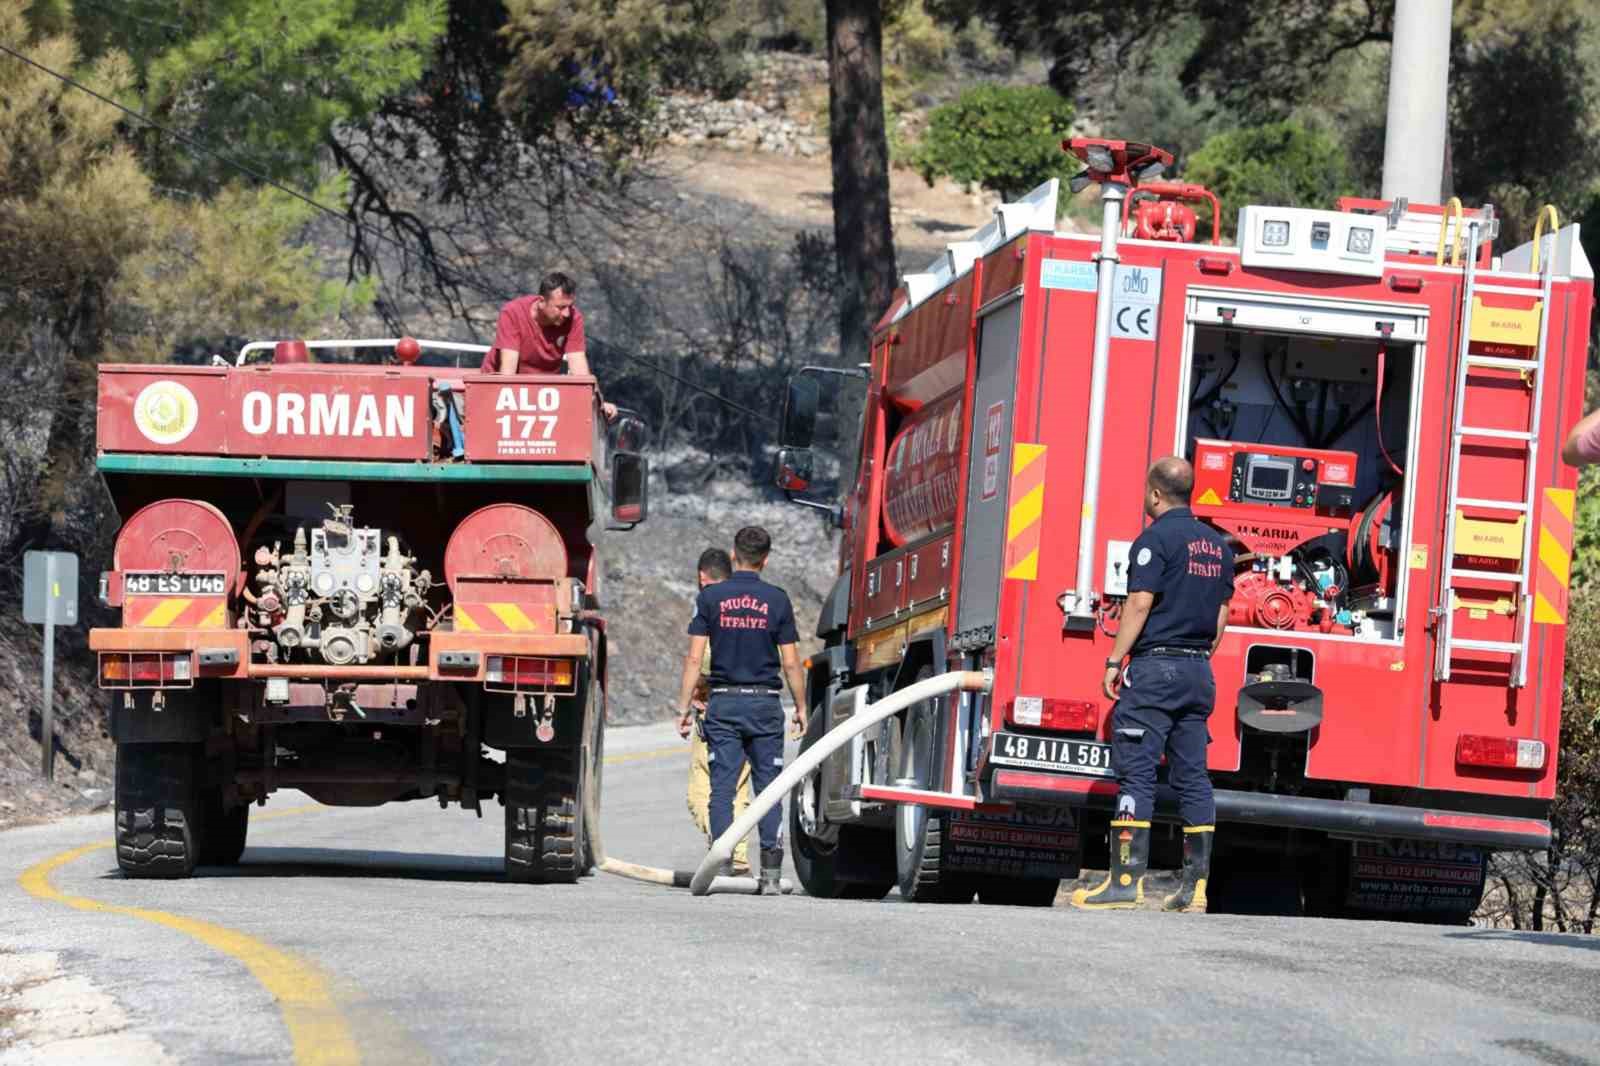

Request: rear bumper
left=89, top=627, right=590, bottom=684
left=988, top=770, right=1552, bottom=851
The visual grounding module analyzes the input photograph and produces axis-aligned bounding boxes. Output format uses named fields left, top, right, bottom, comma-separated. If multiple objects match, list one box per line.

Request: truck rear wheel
left=199, top=788, right=249, bottom=867
left=504, top=748, right=585, bottom=884
left=790, top=708, right=893, bottom=899
left=115, top=742, right=203, bottom=879
left=895, top=671, right=974, bottom=904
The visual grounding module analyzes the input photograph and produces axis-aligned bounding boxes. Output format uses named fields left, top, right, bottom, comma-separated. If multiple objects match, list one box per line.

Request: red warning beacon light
left=395, top=336, right=422, bottom=364
left=1063, top=138, right=1175, bottom=191
left=272, top=339, right=310, bottom=364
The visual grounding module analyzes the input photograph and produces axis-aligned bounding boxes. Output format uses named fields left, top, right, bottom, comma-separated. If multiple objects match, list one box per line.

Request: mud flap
left=110, top=688, right=212, bottom=743
left=943, top=804, right=1082, bottom=880
left=1345, top=839, right=1487, bottom=915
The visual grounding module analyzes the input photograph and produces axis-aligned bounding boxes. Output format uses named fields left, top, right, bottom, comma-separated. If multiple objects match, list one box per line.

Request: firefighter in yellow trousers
left=679, top=548, right=752, bottom=874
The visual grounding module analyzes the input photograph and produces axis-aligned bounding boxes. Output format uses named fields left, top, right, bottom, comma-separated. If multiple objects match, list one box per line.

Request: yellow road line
left=15, top=747, right=683, bottom=1062
left=18, top=802, right=358, bottom=1066
left=605, top=744, right=689, bottom=765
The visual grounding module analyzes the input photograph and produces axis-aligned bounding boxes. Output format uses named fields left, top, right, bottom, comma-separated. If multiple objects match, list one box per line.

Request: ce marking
left=1117, top=306, right=1153, bottom=336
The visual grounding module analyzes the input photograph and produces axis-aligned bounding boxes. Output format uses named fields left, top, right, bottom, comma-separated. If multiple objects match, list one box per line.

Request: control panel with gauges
left=1192, top=439, right=1358, bottom=520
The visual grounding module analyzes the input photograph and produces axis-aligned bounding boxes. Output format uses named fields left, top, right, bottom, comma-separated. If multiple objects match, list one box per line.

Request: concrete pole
left=1381, top=0, right=1454, bottom=204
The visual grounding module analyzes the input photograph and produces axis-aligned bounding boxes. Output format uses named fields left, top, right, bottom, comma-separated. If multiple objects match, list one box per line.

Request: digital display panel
left=1246, top=460, right=1293, bottom=499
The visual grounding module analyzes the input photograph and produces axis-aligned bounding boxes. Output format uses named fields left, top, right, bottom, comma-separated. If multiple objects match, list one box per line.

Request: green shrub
left=1184, top=121, right=1355, bottom=238
left=912, top=84, right=1077, bottom=201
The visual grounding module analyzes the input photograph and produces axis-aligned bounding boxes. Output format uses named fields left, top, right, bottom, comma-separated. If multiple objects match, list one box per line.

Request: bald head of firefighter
left=675, top=525, right=808, bottom=893
left=1072, top=456, right=1235, bottom=913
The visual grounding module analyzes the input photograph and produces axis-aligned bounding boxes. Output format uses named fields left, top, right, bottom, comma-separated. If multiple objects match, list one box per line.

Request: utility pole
left=1381, top=0, right=1453, bottom=204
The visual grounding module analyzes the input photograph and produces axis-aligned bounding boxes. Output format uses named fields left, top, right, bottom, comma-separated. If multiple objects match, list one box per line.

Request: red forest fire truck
left=91, top=338, right=647, bottom=881
left=775, top=139, right=1588, bottom=917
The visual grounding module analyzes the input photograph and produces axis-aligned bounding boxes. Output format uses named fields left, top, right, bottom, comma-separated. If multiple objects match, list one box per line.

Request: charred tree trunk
left=826, top=0, right=897, bottom=363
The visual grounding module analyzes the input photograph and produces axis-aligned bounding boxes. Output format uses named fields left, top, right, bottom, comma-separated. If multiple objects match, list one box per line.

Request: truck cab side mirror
left=774, top=447, right=814, bottom=493
left=780, top=377, right=820, bottom=449
left=610, top=452, right=648, bottom=529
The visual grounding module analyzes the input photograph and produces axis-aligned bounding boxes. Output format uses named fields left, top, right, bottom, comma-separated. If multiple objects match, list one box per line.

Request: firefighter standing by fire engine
left=1071, top=457, right=1233, bottom=913
left=675, top=526, right=807, bottom=894
left=679, top=547, right=753, bottom=875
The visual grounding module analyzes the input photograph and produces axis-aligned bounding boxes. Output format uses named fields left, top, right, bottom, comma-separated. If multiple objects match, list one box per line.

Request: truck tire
left=790, top=707, right=893, bottom=899
left=504, top=748, right=585, bottom=884
left=199, top=788, right=249, bottom=867
left=895, top=669, right=974, bottom=904
left=115, top=742, right=203, bottom=879
left=976, top=877, right=1060, bottom=907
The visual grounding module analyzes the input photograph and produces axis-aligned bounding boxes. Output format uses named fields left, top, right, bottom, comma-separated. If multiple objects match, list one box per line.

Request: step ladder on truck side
left=1433, top=205, right=1560, bottom=688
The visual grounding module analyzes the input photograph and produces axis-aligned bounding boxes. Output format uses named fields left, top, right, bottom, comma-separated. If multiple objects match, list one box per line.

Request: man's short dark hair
left=733, top=526, right=772, bottom=567
left=1149, top=456, right=1194, bottom=503
left=697, top=547, right=732, bottom=581
left=539, top=271, right=577, bottom=299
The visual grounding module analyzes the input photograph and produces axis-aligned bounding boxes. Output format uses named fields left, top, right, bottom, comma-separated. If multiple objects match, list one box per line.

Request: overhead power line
left=0, top=40, right=773, bottom=424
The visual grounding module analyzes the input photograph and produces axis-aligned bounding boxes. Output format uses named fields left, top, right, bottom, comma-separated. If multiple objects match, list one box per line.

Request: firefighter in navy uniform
left=675, top=526, right=808, bottom=894
left=1071, top=457, right=1234, bottom=913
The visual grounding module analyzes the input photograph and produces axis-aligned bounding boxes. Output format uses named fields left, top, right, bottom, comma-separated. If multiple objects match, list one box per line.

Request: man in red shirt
left=483, top=271, right=615, bottom=420
left=1562, top=407, right=1600, bottom=467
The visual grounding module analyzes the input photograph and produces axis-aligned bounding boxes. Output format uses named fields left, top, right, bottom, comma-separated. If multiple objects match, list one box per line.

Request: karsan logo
left=240, top=390, right=416, bottom=438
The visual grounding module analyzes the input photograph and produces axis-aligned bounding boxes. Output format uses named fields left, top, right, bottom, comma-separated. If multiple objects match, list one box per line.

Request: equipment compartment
left=1179, top=323, right=1422, bottom=642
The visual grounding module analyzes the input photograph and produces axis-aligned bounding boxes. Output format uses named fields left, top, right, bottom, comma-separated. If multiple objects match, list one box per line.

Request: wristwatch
left=1104, top=657, right=1122, bottom=669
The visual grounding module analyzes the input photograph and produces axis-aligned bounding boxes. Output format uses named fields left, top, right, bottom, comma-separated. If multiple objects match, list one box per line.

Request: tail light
left=1006, top=696, right=1099, bottom=734
left=485, top=656, right=575, bottom=693
left=99, top=652, right=192, bottom=688
left=1456, top=734, right=1546, bottom=771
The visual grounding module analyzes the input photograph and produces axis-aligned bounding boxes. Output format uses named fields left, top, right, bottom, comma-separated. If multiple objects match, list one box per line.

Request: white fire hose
left=689, top=669, right=992, bottom=896
left=589, top=740, right=787, bottom=895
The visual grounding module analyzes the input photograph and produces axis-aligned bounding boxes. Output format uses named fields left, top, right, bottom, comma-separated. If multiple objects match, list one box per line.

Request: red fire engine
left=91, top=338, right=647, bottom=881
left=775, top=138, right=1587, bottom=917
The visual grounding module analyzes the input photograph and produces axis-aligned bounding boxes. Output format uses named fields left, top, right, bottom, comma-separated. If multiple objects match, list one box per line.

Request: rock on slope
left=599, top=453, right=841, bottom=724
left=0, top=618, right=113, bottom=830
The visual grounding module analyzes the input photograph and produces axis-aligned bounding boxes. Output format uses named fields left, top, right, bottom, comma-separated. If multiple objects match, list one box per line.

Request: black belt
left=709, top=686, right=783, bottom=696
left=1132, top=646, right=1210, bottom=660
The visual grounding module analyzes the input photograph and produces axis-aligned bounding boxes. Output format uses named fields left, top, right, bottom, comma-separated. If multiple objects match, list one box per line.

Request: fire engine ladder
left=1433, top=214, right=1556, bottom=687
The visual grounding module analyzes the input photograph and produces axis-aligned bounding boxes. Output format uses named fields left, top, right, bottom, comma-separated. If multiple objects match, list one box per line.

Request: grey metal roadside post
left=23, top=551, right=79, bottom=782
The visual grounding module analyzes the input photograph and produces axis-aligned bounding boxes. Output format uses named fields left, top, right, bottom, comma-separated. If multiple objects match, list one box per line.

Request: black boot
left=1162, top=825, right=1213, bottom=913
left=758, top=847, right=784, bottom=895
left=1070, top=820, right=1150, bottom=910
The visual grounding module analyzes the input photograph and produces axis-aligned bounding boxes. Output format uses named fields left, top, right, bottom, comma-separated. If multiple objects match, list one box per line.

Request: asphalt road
left=2, top=721, right=1597, bottom=1066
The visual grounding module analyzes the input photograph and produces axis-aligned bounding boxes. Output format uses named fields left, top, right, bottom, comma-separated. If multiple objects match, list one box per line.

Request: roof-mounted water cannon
left=1122, top=181, right=1224, bottom=245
